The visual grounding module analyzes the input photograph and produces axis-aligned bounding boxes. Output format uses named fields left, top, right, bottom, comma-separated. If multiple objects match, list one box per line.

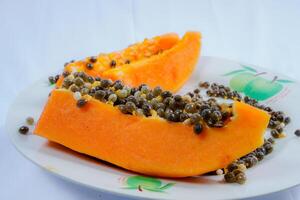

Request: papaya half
left=34, top=88, right=270, bottom=177
left=58, top=32, right=201, bottom=92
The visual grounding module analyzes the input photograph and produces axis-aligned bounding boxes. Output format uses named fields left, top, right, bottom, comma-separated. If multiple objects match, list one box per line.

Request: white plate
left=5, top=56, right=300, bottom=200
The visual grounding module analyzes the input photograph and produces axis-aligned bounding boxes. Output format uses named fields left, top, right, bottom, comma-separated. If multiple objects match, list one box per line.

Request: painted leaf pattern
left=242, top=65, right=257, bottom=73
left=223, top=69, right=247, bottom=76
left=276, top=79, right=294, bottom=83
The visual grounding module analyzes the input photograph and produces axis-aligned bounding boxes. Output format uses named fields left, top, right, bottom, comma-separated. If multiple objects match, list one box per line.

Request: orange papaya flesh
left=34, top=89, right=270, bottom=177
left=57, top=32, right=200, bottom=92
left=102, top=32, right=201, bottom=92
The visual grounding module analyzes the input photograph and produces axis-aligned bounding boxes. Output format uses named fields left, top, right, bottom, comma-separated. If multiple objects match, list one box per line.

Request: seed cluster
left=198, top=81, right=293, bottom=184
left=245, top=99, right=289, bottom=139
left=60, top=72, right=234, bottom=134
left=18, top=116, right=35, bottom=135
left=63, top=38, right=166, bottom=72
left=267, top=111, right=288, bottom=138
left=224, top=138, right=274, bottom=184
left=241, top=97, right=289, bottom=139
left=48, top=74, right=60, bottom=85
left=199, top=82, right=291, bottom=140
left=201, top=82, right=242, bottom=101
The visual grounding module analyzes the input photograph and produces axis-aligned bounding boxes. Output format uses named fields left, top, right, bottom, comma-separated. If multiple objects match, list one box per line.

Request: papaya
left=34, top=89, right=270, bottom=177
left=58, top=32, right=201, bottom=92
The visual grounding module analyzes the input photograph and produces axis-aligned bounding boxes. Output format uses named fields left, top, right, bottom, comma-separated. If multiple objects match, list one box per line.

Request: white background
left=1, top=0, right=300, bottom=199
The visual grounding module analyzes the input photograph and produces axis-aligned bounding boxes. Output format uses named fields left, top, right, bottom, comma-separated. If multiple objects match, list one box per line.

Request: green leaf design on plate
left=123, top=186, right=138, bottom=190
left=222, top=69, right=247, bottom=76
left=159, top=183, right=176, bottom=190
left=276, top=79, right=294, bottom=83
left=44, top=80, right=55, bottom=87
left=242, top=65, right=257, bottom=73
left=143, top=188, right=165, bottom=192
left=123, top=175, right=175, bottom=193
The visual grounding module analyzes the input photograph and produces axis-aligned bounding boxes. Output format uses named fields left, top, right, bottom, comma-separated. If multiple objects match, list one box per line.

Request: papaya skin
left=34, top=89, right=270, bottom=177
left=57, top=32, right=201, bottom=92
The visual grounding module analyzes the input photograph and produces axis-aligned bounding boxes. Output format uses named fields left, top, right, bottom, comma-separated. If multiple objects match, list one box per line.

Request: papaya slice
left=34, top=89, right=270, bottom=177
left=59, top=32, right=201, bottom=92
